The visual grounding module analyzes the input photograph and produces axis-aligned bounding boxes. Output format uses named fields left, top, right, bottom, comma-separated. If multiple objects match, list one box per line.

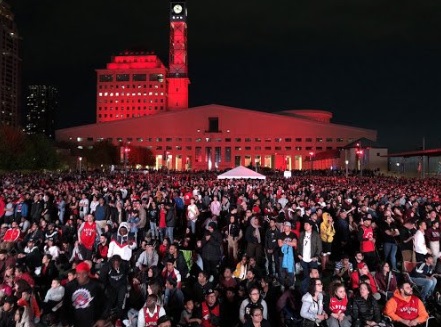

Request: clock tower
left=167, top=1, right=189, bottom=111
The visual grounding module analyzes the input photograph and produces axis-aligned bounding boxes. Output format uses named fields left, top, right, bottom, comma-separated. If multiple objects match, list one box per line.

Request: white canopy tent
left=217, top=166, right=266, bottom=180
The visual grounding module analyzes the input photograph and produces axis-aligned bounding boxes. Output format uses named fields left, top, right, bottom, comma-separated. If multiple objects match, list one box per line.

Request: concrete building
left=56, top=104, right=388, bottom=172
left=56, top=0, right=388, bottom=172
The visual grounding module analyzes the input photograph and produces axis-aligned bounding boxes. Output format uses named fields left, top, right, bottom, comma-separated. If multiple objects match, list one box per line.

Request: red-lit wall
left=56, top=104, right=380, bottom=171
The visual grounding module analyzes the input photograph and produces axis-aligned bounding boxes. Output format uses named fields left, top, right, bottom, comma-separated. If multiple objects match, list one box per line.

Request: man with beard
left=62, top=261, right=104, bottom=327
left=384, top=281, right=429, bottom=327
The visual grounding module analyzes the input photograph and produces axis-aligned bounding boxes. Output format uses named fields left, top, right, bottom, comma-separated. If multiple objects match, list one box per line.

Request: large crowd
left=0, top=170, right=439, bottom=327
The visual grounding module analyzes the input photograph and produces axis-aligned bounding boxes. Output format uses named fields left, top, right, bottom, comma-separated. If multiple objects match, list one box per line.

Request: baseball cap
left=357, top=262, right=368, bottom=270
left=76, top=261, right=91, bottom=273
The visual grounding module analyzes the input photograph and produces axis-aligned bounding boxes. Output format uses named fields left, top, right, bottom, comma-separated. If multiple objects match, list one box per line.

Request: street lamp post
left=124, top=147, right=130, bottom=175
left=309, top=151, right=314, bottom=173
left=345, top=160, right=349, bottom=178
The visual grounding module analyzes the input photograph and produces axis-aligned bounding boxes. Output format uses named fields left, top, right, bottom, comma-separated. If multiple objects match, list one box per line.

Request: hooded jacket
left=107, top=222, right=136, bottom=261
left=384, top=289, right=428, bottom=324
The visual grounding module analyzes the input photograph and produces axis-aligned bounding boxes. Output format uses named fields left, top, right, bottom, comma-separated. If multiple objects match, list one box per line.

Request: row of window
left=98, top=91, right=164, bottom=97
left=151, top=146, right=333, bottom=151
left=98, top=84, right=164, bottom=89
left=97, top=110, right=163, bottom=118
left=99, top=74, right=164, bottom=83
left=98, top=106, right=165, bottom=111
left=76, top=136, right=354, bottom=143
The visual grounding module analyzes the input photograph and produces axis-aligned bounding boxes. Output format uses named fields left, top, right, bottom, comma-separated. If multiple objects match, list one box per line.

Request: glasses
left=250, top=292, right=260, bottom=296
left=253, top=313, right=263, bottom=317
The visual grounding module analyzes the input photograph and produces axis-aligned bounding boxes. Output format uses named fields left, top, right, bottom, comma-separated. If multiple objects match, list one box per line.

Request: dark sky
left=8, top=0, right=441, bottom=152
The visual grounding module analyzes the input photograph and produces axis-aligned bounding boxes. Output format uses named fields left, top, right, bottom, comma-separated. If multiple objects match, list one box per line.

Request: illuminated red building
left=56, top=1, right=388, bottom=172
left=96, top=1, right=189, bottom=123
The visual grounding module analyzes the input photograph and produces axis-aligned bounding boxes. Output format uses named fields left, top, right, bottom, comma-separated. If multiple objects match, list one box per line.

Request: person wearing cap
left=278, top=221, right=297, bottom=285
left=357, top=214, right=377, bottom=272
left=350, top=262, right=381, bottom=300
left=200, top=288, right=221, bottom=327
left=62, top=261, right=104, bottom=327
left=16, top=237, right=42, bottom=272
left=409, top=254, right=438, bottom=302
left=298, top=220, right=322, bottom=278
left=14, top=194, right=28, bottom=224
left=135, top=240, right=159, bottom=270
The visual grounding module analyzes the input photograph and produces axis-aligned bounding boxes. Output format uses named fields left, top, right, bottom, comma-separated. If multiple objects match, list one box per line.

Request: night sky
left=8, top=0, right=441, bottom=152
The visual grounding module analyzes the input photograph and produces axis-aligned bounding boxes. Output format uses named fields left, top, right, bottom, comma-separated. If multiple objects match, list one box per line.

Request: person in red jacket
left=0, top=221, right=21, bottom=251
left=384, top=281, right=429, bottom=327
left=350, top=262, right=381, bottom=300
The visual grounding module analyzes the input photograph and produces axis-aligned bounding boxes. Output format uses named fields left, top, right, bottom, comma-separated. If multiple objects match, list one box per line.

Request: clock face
left=173, top=4, right=183, bottom=14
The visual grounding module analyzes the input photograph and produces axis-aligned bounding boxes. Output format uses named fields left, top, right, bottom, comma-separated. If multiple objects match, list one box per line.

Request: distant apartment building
left=25, top=85, right=58, bottom=138
left=0, top=2, right=21, bottom=127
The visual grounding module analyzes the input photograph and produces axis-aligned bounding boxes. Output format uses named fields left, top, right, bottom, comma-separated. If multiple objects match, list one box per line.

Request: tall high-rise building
left=25, top=85, right=58, bottom=138
left=0, top=2, right=21, bottom=126
left=96, top=0, right=189, bottom=123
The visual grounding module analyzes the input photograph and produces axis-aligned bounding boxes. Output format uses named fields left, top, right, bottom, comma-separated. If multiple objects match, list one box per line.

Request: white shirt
left=414, top=230, right=428, bottom=255
left=302, top=231, right=312, bottom=263
left=137, top=305, right=166, bottom=327
left=79, top=198, right=89, bottom=215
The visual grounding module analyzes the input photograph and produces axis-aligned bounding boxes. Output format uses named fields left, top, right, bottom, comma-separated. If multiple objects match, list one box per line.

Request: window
left=265, top=146, right=271, bottom=150
left=255, top=146, right=261, bottom=150
left=99, top=74, right=113, bottom=82
left=245, top=138, right=251, bottom=142
left=149, top=74, right=164, bottom=82
left=225, top=138, right=231, bottom=142
left=208, top=117, right=220, bottom=132
left=305, top=138, right=312, bottom=142
left=316, top=147, right=323, bottom=151
left=186, top=146, right=192, bottom=150
left=265, top=138, right=271, bottom=143
left=336, top=138, right=344, bottom=142
left=136, top=138, right=143, bottom=142
left=295, top=146, right=302, bottom=151
left=195, top=147, right=202, bottom=163
left=285, top=146, right=291, bottom=150
left=176, top=138, right=182, bottom=142
left=255, top=138, right=261, bottom=142
left=295, top=138, right=302, bottom=142
left=225, top=147, right=231, bottom=162
left=196, top=138, right=202, bottom=142
left=156, top=137, right=162, bottom=142
left=235, top=138, right=241, bottom=142
left=166, top=138, right=172, bottom=142
left=326, top=138, right=333, bottom=142
left=305, top=146, right=313, bottom=150
left=275, top=146, right=281, bottom=151
left=116, top=74, right=130, bottom=82
left=133, top=74, right=147, bottom=81
left=156, top=146, right=163, bottom=150
left=215, top=147, right=221, bottom=165
left=275, top=138, right=282, bottom=143
left=316, top=138, right=323, bottom=142
left=245, top=146, right=251, bottom=150
left=285, top=138, right=292, bottom=142
left=235, top=146, right=241, bottom=151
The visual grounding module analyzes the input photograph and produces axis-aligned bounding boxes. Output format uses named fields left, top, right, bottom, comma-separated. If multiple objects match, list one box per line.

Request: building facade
left=56, top=104, right=387, bottom=172
left=95, top=1, right=189, bottom=123
left=24, top=85, right=58, bottom=138
left=0, top=2, right=21, bottom=127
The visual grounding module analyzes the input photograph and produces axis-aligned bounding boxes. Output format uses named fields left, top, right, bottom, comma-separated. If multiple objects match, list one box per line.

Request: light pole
left=309, top=151, right=314, bottom=173
left=345, top=160, right=349, bottom=178
left=78, top=157, right=82, bottom=174
left=124, top=147, right=130, bottom=175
